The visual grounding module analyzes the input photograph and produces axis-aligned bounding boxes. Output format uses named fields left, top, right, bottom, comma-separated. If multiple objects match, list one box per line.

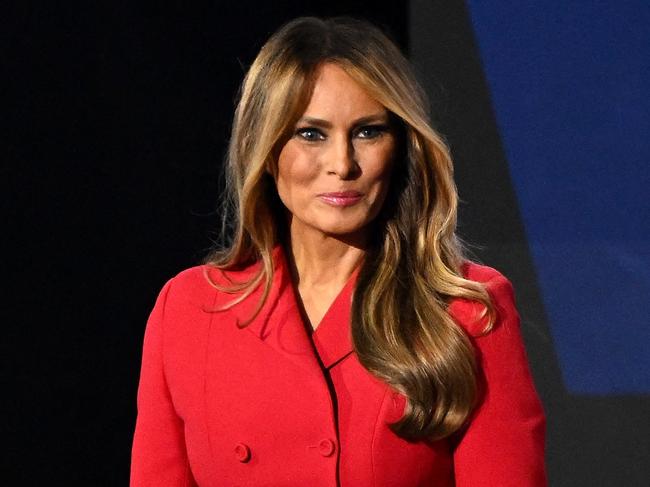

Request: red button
left=234, top=443, right=251, bottom=463
left=318, top=438, right=336, bottom=457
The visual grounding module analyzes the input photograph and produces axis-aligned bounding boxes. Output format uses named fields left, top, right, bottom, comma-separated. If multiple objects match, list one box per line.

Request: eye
left=295, top=127, right=326, bottom=141
left=356, top=124, right=389, bottom=139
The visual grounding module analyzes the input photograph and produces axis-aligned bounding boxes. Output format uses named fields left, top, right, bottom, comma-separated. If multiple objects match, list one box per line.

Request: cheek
left=276, top=145, right=318, bottom=207
left=367, top=146, right=397, bottom=188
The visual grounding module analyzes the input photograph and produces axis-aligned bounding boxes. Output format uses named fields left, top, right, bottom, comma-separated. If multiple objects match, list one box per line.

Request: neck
left=283, top=221, right=367, bottom=290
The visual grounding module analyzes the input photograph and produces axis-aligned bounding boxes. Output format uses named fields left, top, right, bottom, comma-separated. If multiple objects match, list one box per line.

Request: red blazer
left=131, top=246, right=547, bottom=486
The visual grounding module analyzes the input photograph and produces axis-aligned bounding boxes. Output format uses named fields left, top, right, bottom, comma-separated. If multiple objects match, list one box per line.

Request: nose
left=326, top=135, right=359, bottom=179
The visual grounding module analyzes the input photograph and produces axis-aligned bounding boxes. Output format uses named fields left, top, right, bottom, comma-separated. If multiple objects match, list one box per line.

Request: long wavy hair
left=205, top=16, right=494, bottom=441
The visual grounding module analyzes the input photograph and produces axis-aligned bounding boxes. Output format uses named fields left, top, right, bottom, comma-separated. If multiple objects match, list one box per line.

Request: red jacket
left=131, top=246, right=547, bottom=486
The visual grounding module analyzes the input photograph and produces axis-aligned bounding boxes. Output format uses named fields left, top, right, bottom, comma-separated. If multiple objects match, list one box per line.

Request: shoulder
left=159, top=261, right=261, bottom=310
left=461, top=261, right=511, bottom=288
left=450, top=262, right=517, bottom=337
left=460, top=261, right=515, bottom=300
left=165, top=265, right=212, bottom=298
left=146, top=262, right=262, bottom=350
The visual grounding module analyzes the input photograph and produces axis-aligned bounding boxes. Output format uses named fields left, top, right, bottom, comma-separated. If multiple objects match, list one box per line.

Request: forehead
left=301, top=63, right=387, bottom=118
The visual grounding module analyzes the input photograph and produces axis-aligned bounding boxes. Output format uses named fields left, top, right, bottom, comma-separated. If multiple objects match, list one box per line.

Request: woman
left=131, top=16, right=547, bottom=487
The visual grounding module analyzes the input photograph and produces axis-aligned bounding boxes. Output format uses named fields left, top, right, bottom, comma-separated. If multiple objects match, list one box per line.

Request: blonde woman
left=131, top=16, right=547, bottom=487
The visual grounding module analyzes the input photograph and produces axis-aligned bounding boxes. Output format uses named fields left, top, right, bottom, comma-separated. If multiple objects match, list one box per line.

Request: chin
left=316, top=218, right=372, bottom=238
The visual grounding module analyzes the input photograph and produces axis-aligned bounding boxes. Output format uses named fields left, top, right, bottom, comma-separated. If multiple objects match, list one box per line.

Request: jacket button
left=234, top=443, right=251, bottom=463
left=318, top=438, right=336, bottom=457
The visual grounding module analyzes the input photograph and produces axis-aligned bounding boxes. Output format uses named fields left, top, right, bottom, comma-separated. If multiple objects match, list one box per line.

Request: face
left=275, top=63, right=397, bottom=242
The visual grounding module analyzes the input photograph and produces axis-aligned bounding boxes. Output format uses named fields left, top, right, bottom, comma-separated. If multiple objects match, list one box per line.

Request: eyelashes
left=356, top=125, right=390, bottom=139
left=295, top=127, right=326, bottom=141
left=295, top=124, right=390, bottom=142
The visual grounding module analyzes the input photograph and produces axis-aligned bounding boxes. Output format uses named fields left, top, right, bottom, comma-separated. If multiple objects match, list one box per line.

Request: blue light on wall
left=466, top=1, right=650, bottom=393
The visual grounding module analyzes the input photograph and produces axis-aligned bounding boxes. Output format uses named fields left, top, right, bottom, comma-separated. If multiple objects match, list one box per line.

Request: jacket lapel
left=226, top=245, right=324, bottom=378
left=310, top=268, right=357, bottom=369
left=224, top=244, right=358, bottom=373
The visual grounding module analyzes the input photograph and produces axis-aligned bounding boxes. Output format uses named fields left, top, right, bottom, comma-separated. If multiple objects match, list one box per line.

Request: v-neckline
left=306, top=267, right=359, bottom=336
left=277, top=244, right=360, bottom=336
left=232, top=244, right=358, bottom=371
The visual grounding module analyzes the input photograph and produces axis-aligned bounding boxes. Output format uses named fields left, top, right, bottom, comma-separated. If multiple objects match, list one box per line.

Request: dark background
left=5, top=1, right=648, bottom=485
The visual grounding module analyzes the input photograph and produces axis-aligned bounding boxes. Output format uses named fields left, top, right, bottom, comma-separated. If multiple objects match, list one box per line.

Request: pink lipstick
left=317, top=191, right=364, bottom=207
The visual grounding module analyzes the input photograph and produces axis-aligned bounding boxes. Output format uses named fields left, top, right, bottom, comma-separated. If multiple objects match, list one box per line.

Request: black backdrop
left=5, top=2, right=406, bottom=485
left=5, top=1, right=648, bottom=485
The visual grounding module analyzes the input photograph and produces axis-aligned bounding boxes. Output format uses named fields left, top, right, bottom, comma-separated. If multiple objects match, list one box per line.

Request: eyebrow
left=297, top=112, right=390, bottom=129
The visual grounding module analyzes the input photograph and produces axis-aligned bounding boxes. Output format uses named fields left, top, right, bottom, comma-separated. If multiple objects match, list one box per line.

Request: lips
left=317, top=191, right=364, bottom=207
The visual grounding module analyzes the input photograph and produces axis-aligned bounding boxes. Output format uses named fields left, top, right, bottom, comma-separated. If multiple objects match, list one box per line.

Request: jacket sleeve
left=131, top=279, right=197, bottom=487
left=452, top=274, right=547, bottom=486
